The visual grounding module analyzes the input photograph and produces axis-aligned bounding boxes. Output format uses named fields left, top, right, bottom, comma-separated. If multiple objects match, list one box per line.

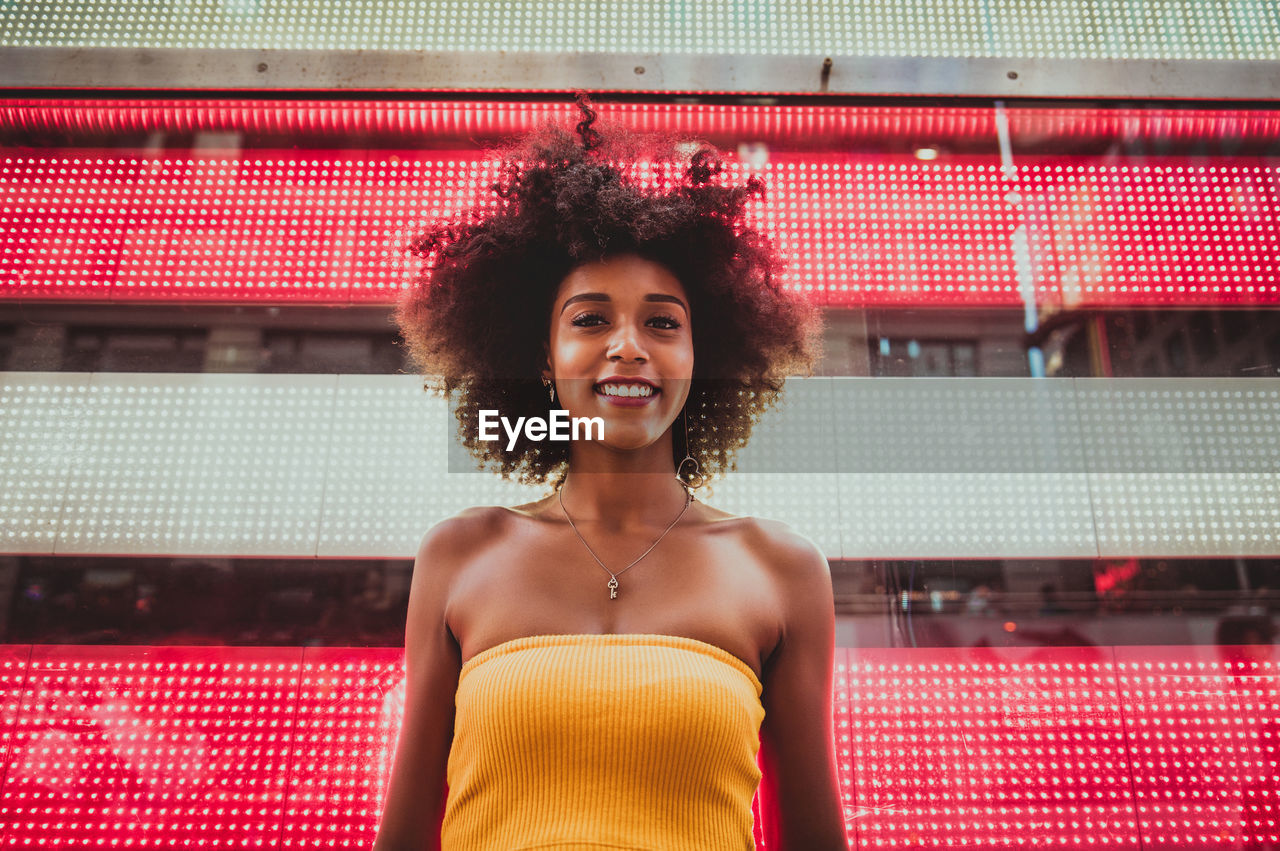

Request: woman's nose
left=605, top=323, right=647, bottom=362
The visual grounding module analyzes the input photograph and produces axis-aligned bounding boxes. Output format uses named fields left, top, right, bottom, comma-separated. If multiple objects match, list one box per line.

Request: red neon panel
left=1021, top=163, right=1280, bottom=307
left=0, top=646, right=29, bottom=785
left=1116, top=645, right=1280, bottom=849
left=848, top=645, right=1139, bottom=847
left=282, top=647, right=403, bottom=848
left=4, top=100, right=1279, bottom=151
left=5, top=151, right=1278, bottom=308
left=0, top=644, right=1275, bottom=847
left=0, top=99, right=1005, bottom=146
left=0, top=645, right=303, bottom=847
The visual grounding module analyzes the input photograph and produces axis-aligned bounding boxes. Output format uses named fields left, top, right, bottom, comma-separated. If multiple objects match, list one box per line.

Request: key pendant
left=608, top=577, right=619, bottom=600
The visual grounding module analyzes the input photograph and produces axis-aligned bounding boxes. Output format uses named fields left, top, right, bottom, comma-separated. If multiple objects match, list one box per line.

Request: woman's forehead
left=554, top=255, right=688, bottom=305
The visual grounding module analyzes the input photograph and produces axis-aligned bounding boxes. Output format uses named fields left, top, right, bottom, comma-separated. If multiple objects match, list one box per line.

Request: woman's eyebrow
left=644, top=294, right=689, bottom=313
left=560, top=292, right=609, bottom=313
left=560, top=292, right=689, bottom=314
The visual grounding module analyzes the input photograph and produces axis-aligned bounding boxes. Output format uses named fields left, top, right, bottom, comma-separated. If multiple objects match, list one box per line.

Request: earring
left=675, top=408, right=703, bottom=493
left=542, top=378, right=556, bottom=405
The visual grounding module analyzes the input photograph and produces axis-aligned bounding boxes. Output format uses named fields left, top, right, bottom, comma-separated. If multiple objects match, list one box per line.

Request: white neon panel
left=821, top=0, right=1256, bottom=61
left=710, top=377, right=842, bottom=558
left=1089, top=472, right=1280, bottom=557
left=837, top=472, right=1099, bottom=559
left=0, top=0, right=810, bottom=52
left=0, top=374, right=89, bottom=554
left=1078, top=379, right=1280, bottom=557
left=56, top=373, right=337, bottom=556
left=3, top=0, right=1275, bottom=60
left=832, top=377, right=1097, bottom=559
left=318, top=375, right=541, bottom=558
left=4, top=373, right=1280, bottom=558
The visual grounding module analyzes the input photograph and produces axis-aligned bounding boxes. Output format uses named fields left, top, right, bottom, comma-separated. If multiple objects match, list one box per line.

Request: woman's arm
left=372, top=517, right=470, bottom=851
left=757, top=530, right=849, bottom=850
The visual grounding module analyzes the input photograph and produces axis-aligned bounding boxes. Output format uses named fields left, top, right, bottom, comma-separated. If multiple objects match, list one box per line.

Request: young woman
left=374, top=101, right=848, bottom=850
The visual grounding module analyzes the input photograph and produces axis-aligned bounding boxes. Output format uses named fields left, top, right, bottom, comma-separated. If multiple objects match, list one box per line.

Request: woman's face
left=545, top=254, right=693, bottom=454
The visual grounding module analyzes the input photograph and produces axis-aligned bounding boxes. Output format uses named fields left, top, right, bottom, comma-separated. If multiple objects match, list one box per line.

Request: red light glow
left=2, top=152, right=1276, bottom=308
left=4, top=100, right=1278, bottom=150
left=0, top=643, right=1273, bottom=847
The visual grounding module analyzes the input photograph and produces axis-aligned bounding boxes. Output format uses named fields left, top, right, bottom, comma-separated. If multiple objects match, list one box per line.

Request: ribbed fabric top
left=441, top=633, right=765, bottom=851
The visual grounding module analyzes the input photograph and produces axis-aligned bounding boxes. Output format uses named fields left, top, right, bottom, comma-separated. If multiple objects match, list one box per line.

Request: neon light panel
left=3, top=153, right=1277, bottom=308
left=3, top=0, right=1275, bottom=60
left=0, top=644, right=1274, bottom=847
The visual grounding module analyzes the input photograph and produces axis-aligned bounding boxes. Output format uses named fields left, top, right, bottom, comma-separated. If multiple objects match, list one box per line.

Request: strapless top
left=440, top=633, right=765, bottom=850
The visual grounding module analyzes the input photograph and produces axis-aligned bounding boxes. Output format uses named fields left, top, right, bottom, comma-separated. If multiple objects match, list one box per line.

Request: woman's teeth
left=597, top=384, right=654, bottom=398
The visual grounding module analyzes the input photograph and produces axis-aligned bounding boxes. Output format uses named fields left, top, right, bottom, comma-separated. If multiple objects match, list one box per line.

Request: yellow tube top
left=441, top=633, right=765, bottom=851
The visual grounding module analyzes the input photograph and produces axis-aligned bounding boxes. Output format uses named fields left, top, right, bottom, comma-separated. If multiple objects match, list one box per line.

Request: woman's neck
left=560, top=441, right=688, bottom=529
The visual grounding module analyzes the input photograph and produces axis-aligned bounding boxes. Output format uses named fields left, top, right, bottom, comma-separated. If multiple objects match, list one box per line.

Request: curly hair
left=397, top=98, right=818, bottom=489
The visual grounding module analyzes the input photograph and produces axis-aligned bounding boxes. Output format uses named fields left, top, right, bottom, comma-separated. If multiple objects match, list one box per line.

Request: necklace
left=558, top=482, right=693, bottom=600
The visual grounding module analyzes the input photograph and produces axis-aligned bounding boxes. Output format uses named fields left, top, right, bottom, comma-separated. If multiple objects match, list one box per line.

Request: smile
left=593, top=379, right=659, bottom=407
left=595, top=383, right=656, bottom=398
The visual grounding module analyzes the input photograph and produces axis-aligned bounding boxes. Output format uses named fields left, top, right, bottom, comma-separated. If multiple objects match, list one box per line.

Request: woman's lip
left=594, top=387, right=659, bottom=407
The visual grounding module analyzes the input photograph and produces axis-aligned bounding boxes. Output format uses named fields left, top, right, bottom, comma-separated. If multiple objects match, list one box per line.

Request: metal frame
left=4, top=49, right=1279, bottom=100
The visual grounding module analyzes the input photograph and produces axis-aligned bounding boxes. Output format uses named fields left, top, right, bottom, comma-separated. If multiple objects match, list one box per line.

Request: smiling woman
left=376, top=97, right=846, bottom=851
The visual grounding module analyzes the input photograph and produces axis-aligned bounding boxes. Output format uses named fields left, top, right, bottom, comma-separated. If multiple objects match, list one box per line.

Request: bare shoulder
left=415, top=505, right=513, bottom=559
left=411, top=505, right=523, bottom=590
left=407, top=506, right=524, bottom=641
left=733, top=514, right=832, bottom=598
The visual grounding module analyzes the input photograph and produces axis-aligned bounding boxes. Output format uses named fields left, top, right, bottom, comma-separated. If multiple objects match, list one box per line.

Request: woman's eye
left=570, top=312, right=607, bottom=327
left=648, top=315, right=682, bottom=330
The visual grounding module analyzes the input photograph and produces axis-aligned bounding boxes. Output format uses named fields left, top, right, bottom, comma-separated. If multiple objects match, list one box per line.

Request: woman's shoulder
left=413, top=504, right=533, bottom=565
left=701, top=506, right=830, bottom=587
left=721, top=513, right=834, bottom=637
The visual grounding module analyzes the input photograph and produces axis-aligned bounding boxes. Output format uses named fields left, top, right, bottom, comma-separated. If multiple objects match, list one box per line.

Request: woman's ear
left=541, top=341, right=552, bottom=381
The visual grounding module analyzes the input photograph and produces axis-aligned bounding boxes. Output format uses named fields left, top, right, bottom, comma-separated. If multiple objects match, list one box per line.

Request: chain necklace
left=558, top=482, right=693, bottom=600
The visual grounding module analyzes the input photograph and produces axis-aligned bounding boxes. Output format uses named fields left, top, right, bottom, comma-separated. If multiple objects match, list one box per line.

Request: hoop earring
left=675, top=408, right=702, bottom=493
left=542, top=378, right=556, bottom=406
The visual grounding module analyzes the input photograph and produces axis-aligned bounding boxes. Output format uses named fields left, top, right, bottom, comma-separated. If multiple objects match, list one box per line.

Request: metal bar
left=3, top=49, right=1279, bottom=100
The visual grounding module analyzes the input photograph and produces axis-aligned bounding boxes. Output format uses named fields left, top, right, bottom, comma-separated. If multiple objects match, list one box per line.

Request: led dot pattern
left=1078, top=379, right=1280, bottom=557
left=837, top=471, right=1098, bottom=559
left=3, top=151, right=1277, bottom=308
left=830, top=377, right=1090, bottom=560
left=1116, top=645, right=1280, bottom=849
left=0, top=374, right=90, bottom=554
left=1077, top=379, right=1280, bottom=475
left=318, top=375, right=543, bottom=557
left=0, top=152, right=1019, bottom=307
left=1021, top=163, right=1280, bottom=308
left=818, top=0, right=1280, bottom=61
left=0, top=646, right=302, bottom=847
left=0, top=646, right=30, bottom=787
left=709, top=377, right=842, bottom=557
left=848, top=646, right=1139, bottom=847
left=5, top=372, right=1280, bottom=560
left=282, top=647, right=404, bottom=848
left=56, top=373, right=336, bottom=556
left=0, top=644, right=1272, bottom=846
left=2, top=0, right=1276, bottom=60
left=5, top=100, right=1278, bottom=151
